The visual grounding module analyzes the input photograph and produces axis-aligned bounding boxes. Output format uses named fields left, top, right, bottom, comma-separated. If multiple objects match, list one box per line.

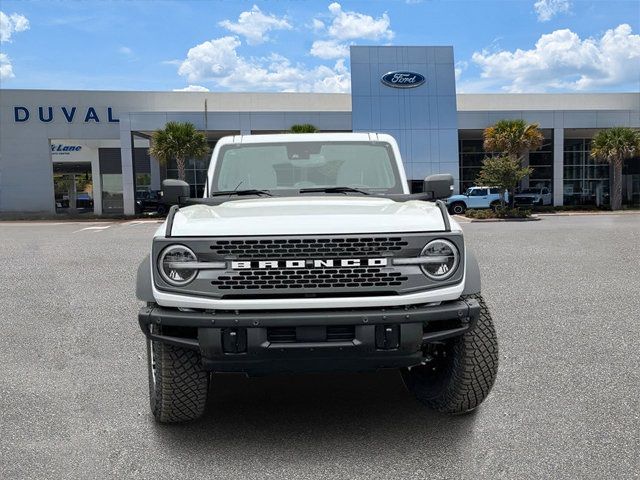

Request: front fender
left=462, top=248, right=481, bottom=295
left=136, top=255, right=155, bottom=302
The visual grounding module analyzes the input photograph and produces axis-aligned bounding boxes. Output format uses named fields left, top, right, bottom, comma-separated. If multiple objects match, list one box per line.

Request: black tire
left=490, top=201, right=501, bottom=212
left=401, top=293, right=498, bottom=414
left=449, top=202, right=467, bottom=215
left=147, top=333, right=210, bottom=423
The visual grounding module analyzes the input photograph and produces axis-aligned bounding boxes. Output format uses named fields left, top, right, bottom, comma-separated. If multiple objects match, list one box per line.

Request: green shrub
left=495, top=207, right=531, bottom=218
left=465, top=209, right=497, bottom=219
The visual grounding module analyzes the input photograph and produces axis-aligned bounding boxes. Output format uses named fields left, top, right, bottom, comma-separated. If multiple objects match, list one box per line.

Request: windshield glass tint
left=519, top=189, right=538, bottom=194
left=214, top=141, right=401, bottom=193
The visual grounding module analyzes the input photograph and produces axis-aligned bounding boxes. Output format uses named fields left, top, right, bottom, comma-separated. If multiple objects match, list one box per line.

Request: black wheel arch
left=462, top=248, right=481, bottom=295
left=136, top=254, right=155, bottom=302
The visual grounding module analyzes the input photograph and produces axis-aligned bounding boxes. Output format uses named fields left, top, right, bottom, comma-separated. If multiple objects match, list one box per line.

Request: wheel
left=401, top=293, right=498, bottom=414
left=157, top=204, right=168, bottom=216
left=490, top=201, right=501, bottom=212
left=449, top=202, right=467, bottom=215
left=147, top=331, right=210, bottom=423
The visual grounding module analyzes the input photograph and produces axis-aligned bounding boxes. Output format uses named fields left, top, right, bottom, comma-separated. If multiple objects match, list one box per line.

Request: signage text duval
left=381, top=71, right=426, bottom=88
left=13, top=106, right=119, bottom=123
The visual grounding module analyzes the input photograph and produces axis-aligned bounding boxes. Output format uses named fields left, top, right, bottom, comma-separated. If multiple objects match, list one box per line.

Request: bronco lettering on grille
left=230, top=258, right=388, bottom=270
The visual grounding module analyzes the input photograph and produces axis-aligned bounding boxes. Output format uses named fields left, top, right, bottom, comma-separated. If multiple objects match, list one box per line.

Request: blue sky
left=1, top=0, right=638, bottom=93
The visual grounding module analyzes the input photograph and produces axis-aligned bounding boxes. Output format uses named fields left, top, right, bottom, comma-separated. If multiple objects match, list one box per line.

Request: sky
left=0, top=0, right=638, bottom=93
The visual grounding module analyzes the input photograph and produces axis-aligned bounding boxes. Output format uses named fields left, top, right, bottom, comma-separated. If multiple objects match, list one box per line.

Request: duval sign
left=381, top=71, right=426, bottom=88
left=13, top=106, right=119, bottom=123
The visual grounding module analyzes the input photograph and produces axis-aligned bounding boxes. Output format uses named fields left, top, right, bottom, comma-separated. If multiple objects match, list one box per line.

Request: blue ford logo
left=381, top=71, right=426, bottom=88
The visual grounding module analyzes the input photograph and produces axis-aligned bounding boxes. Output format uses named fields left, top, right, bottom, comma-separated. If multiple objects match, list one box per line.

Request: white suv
left=136, top=133, right=498, bottom=422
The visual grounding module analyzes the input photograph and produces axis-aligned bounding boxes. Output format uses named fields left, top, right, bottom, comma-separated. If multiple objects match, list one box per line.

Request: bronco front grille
left=210, top=237, right=409, bottom=259
left=211, top=267, right=408, bottom=291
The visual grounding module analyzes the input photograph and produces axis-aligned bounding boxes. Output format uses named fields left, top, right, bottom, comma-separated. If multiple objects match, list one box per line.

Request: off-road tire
left=147, top=336, right=210, bottom=423
left=449, top=202, right=467, bottom=215
left=490, top=201, right=501, bottom=212
left=401, top=293, right=498, bottom=414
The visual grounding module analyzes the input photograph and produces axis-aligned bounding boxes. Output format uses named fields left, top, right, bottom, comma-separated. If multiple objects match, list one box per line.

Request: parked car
left=446, top=186, right=505, bottom=214
left=135, top=190, right=164, bottom=214
left=514, top=187, right=552, bottom=206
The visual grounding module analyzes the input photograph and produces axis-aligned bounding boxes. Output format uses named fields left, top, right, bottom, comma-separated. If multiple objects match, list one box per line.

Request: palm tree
left=483, top=119, right=544, bottom=206
left=590, top=127, right=640, bottom=210
left=289, top=123, right=318, bottom=133
left=149, top=122, right=209, bottom=182
left=483, top=119, right=544, bottom=159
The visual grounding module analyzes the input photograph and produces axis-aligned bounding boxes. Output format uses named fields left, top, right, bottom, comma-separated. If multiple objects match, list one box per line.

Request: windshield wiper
left=299, top=186, right=370, bottom=195
left=210, top=189, right=273, bottom=197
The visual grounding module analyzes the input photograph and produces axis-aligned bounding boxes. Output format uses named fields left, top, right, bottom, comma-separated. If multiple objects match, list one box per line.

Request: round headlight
left=420, top=239, right=459, bottom=280
left=158, top=245, right=198, bottom=286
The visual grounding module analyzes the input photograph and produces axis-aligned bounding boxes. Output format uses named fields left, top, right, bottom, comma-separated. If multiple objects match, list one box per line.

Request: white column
left=91, top=153, right=102, bottom=215
left=119, top=117, right=136, bottom=215
left=553, top=127, right=564, bottom=206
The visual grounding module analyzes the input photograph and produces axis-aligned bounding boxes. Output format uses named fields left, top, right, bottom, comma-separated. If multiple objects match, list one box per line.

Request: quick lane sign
left=13, top=106, right=119, bottom=123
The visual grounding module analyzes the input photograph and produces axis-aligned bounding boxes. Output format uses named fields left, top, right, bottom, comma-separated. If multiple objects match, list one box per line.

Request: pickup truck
left=136, top=133, right=498, bottom=423
left=514, top=187, right=552, bottom=206
left=446, top=187, right=505, bottom=215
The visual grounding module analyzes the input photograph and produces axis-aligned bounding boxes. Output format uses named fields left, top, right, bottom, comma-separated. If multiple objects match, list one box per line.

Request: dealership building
left=1, top=45, right=638, bottom=215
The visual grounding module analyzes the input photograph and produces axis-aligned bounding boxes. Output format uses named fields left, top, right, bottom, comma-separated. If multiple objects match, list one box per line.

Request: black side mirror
left=424, top=174, right=454, bottom=200
left=161, top=179, right=190, bottom=206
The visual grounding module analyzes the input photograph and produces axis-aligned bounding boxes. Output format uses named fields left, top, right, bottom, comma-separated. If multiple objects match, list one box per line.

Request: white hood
left=163, top=196, right=454, bottom=237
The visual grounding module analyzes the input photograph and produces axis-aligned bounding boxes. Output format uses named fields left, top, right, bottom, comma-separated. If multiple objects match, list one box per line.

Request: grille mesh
left=210, top=237, right=409, bottom=259
left=211, top=267, right=408, bottom=290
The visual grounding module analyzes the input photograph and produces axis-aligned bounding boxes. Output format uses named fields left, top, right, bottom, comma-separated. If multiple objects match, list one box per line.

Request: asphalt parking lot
left=1, top=214, right=638, bottom=479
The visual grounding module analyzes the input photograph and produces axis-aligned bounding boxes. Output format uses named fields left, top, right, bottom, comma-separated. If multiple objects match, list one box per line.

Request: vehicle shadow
left=150, top=370, right=479, bottom=472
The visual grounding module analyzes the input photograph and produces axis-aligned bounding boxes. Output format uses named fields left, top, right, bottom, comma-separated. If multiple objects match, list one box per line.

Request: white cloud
left=0, top=52, right=14, bottom=79
left=219, top=5, right=291, bottom=45
left=173, top=85, right=210, bottom=92
left=177, top=36, right=350, bottom=93
left=311, top=19, right=325, bottom=32
left=533, top=0, right=571, bottom=22
left=471, top=24, right=640, bottom=92
left=325, top=3, right=393, bottom=41
left=454, top=60, right=468, bottom=81
left=310, top=40, right=350, bottom=60
left=119, top=46, right=133, bottom=56
left=0, top=11, right=29, bottom=42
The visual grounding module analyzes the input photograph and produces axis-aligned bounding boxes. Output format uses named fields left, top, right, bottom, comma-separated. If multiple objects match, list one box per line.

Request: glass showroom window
left=165, top=157, right=208, bottom=197
left=459, top=139, right=492, bottom=193
left=528, top=136, right=553, bottom=189
left=459, top=134, right=553, bottom=192
left=563, top=139, right=610, bottom=206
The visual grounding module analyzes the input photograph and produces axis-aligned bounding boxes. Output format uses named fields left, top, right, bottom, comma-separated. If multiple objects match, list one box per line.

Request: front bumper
left=138, top=298, right=479, bottom=375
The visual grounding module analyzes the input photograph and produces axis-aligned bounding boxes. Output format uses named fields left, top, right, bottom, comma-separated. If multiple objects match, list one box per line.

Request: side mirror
left=161, top=179, right=190, bottom=206
left=423, top=174, right=454, bottom=200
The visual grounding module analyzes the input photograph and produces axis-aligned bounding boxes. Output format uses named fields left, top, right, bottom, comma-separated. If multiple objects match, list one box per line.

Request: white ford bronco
left=136, top=133, right=498, bottom=423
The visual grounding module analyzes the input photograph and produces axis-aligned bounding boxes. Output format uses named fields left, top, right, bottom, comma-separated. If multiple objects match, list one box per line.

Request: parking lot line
left=72, top=225, right=112, bottom=233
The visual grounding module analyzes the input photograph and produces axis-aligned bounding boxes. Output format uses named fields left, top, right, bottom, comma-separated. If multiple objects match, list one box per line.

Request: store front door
left=52, top=162, right=94, bottom=214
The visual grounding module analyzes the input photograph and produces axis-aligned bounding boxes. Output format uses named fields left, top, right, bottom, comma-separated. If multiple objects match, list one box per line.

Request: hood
left=164, top=196, right=451, bottom=236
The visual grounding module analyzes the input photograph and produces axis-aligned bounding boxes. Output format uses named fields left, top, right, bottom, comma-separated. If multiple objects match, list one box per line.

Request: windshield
left=213, top=141, right=403, bottom=194
left=518, top=188, right=539, bottom=194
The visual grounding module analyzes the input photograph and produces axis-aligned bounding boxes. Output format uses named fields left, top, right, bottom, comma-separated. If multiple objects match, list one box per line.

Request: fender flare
left=136, top=255, right=155, bottom=302
left=462, top=248, right=482, bottom=295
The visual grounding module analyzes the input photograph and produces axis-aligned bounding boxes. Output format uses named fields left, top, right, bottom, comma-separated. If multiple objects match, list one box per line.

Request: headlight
left=419, top=239, right=459, bottom=280
left=158, top=245, right=198, bottom=286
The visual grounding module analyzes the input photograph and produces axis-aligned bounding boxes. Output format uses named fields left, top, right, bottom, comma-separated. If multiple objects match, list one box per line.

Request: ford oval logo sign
left=381, top=71, right=426, bottom=88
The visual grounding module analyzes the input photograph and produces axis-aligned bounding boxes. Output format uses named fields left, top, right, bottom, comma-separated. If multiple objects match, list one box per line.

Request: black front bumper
left=138, top=298, right=480, bottom=375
